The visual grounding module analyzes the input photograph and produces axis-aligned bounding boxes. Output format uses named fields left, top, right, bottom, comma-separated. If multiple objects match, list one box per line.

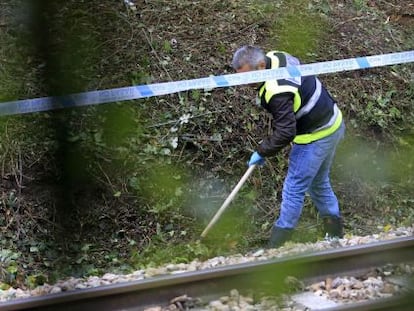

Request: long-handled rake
left=200, top=164, right=257, bottom=238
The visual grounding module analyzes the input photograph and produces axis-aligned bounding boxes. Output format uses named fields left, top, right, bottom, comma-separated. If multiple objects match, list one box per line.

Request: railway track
left=0, top=236, right=412, bottom=311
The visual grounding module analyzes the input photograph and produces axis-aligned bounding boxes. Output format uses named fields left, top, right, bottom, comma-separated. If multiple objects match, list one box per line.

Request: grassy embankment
left=0, top=0, right=413, bottom=288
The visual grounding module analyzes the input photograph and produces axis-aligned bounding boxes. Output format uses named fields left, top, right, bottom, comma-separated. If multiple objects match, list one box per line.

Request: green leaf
left=0, top=283, right=10, bottom=290
left=94, top=132, right=102, bottom=143
left=160, top=148, right=171, bottom=155
left=175, top=187, right=183, bottom=197
left=7, top=265, right=17, bottom=274
left=30, top=246, right=39, bottom=253
left=81, top=244, right=91, bottom=252
left=67, top=135, right=80, bottom=142
left=113, top=191, right=121, bottom=197
left=163, top=40, right=172, bottom=53
left=129, top=177, right=139, bottom=190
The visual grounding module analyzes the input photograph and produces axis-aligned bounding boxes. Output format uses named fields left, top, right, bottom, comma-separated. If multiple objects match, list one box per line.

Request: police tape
left=0, top=50, right=413, bottom=116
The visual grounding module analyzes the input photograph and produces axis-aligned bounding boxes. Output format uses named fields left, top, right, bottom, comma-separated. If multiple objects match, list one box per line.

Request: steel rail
left=0, top=236, right=412, bottom=311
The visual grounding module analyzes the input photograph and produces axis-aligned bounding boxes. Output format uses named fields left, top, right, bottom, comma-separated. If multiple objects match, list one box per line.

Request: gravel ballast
left=0, top=226, right=412, bottom=307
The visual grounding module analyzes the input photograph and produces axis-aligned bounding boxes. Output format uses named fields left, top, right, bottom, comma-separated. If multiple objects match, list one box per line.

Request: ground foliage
left=0, top=0, right=413, bottom=288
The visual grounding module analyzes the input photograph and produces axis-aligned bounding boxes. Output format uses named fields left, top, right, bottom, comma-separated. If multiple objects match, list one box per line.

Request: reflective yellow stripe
left=259, top=85, right=265, bottom=98
left=293, top=110, right=343, bottom=144
left=264, top=81, right=279, bottom=103
left=262, top=50, right=341, bottom=144
left=267, top=51, right=280, bottom=68
left=293, top=93, right=301, bottom=113
left=261, top=52, right=301, bottom=112
left=261, top=81, right=301, bottom=112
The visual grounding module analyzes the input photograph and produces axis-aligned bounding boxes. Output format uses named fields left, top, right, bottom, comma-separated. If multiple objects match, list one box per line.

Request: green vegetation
left=0, top=0, right=413, bottom=288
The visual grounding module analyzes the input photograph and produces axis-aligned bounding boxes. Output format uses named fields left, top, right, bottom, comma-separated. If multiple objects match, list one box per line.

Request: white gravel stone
left=49, top=287, right=62, bottom=294
left=209, top=300, right=227, bottom=310
left=102, top=273, right=118, bottom=281
left=292, top=292, right=339, bottom=309
left=75, top=283, right=87, bottom=290
left=16, top=288, right=30, bottom=299
left=59, top=277, right=81, bottom=291
left=252, top=249, right=265, bottom=257
left=145, top=267, right=167, bottom=277
left=165, top=264, right=176, bottom=271
left=132, top=269, right=145, bottom=276
left=352, top=280, right=364, bottom=289
left=219, top=296, right=229, bottom=303
left=187, top=261, right=198, bottom=271
left=331, top=277, right=342, bottom=288
left=88, top=280, right=102, bottom=288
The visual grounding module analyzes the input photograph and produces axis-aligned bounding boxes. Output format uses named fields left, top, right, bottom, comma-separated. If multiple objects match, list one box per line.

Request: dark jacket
left=256, top=52, right=338, bottom=157
left=257, top=93, right=296, bottom=157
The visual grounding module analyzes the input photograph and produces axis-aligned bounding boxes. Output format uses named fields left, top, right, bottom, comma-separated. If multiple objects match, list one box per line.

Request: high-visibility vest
left=258, top=51, right=343, bottom=144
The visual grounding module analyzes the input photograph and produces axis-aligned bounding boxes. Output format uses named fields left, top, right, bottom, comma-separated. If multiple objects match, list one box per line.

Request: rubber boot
left=268, top=226, right=293, bottom=248
left=323, top=216, right=343, bottom=238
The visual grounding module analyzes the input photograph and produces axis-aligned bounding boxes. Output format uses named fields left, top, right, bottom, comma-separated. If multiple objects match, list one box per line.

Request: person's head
left=232, top=45, right=266, bottom=73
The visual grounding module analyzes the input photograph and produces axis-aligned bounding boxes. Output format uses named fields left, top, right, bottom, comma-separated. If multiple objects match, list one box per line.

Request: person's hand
left=248, top=151, right=265, bottom=167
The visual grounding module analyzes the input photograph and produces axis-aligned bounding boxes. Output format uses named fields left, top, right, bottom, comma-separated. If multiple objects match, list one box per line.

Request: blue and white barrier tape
left=0, top=50, right=413, bottom=116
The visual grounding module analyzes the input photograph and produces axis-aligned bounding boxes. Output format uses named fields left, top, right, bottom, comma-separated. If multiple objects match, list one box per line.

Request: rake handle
left=200, top=164, right=256, bottom=238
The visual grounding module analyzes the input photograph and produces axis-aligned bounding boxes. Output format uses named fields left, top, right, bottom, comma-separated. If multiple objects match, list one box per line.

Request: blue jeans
left=275, top=122, right=345, bottom=229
